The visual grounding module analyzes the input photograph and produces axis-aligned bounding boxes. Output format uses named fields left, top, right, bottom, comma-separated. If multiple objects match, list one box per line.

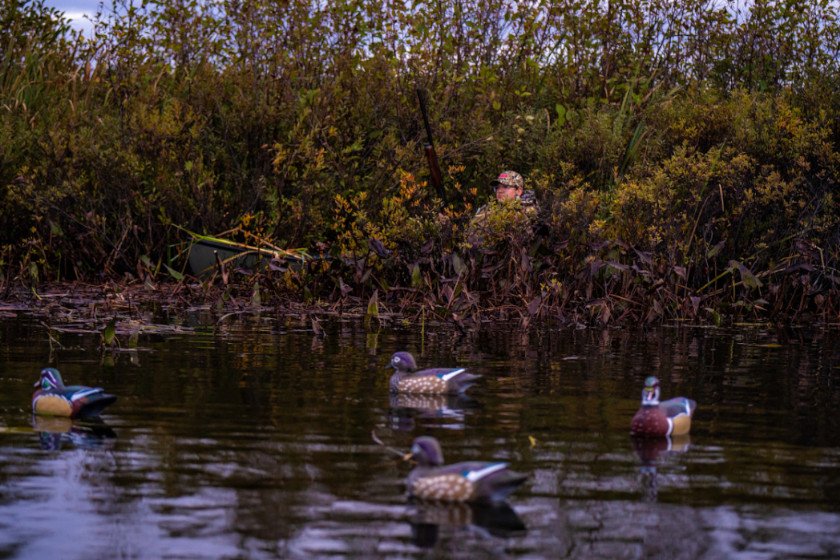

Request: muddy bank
left=2, top=273, right=837, bottom=342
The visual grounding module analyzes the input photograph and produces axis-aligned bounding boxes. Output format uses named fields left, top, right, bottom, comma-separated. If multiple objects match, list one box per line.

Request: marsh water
left=1, top=316, right=839, bottom=559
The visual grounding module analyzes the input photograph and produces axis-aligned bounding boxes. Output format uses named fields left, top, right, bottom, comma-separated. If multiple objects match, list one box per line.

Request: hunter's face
left=495, top=185, right=522, bottom=201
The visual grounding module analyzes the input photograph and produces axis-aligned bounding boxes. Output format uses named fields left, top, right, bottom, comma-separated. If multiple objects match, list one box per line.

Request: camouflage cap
left=489, top=170, right=524, bottom=190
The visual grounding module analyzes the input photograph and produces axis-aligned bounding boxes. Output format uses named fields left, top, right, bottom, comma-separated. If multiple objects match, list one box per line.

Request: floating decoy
left=405, top=436, right=527, bottom=503
left=387, top=351, right=480, bottom=395
left=32, top=368, right=117, bottom=418
left=630, top=376, right=696, bottom=437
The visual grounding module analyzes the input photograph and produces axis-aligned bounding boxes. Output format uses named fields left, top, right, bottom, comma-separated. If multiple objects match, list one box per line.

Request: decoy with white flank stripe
left=32, top=368, right=117, bottom=418
left=405, top=436, right=527, bottom=503
left=630, top=376, right=696, bottom=437
left=387, top=351, right=480, bottom=395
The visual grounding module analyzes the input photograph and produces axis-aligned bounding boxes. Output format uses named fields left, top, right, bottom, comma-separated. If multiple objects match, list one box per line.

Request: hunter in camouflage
left=468, top=170, right=539, bottom=246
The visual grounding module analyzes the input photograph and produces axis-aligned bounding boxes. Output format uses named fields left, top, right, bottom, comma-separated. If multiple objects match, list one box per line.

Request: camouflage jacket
left=473, top=190, right=539, bottom=219
left=468, top=190, right=540, bottom=247
left=518, top=190, right=538, bottom=210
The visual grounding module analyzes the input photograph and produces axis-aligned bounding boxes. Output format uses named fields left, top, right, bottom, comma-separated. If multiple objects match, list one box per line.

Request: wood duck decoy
left=32, top=367, right=117, bottom=418
left=405, top=436, right=527, bottom=503
left=387, top=351, right=480, bottom=395
left=630, top=376, right=696, bottom=437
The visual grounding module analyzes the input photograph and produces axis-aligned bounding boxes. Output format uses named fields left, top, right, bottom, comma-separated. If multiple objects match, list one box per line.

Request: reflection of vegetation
left=1, top=0, right=837, bottom=325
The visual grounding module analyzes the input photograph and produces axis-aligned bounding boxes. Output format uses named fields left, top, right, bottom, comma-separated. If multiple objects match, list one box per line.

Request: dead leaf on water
left=0, top=427, right=33, bottom=434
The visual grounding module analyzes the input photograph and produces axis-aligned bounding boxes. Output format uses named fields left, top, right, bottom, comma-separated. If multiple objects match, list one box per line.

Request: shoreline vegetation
left=1, top=0, right=838, bottom=329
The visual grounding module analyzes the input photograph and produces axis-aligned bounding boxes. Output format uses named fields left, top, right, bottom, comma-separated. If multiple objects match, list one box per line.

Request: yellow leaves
left=131, top=97, right=193, bottom=139
left=588, top=219, right=607, bottom=237
left=272, top=143, right=287, bottom=171
left=239, top=213, right=254, bottom=227
left=313, top=147, right=325, bottom=171
left=775, top=102, right=803, bottom=137
left=448, top=164, right=465, bottom=174
left=753, top=171, right=792, bottom=204
left=397, top=171, right=421, bottom=203
left=333, top=193, right=348, bottom=209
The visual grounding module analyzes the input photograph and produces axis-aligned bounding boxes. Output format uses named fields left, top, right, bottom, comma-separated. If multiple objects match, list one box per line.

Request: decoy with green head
left=630, top=376, right=696, bottom=437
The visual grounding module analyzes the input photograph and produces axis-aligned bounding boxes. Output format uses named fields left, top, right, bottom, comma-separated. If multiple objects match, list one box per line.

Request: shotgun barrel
left=416, top=88, right=446, bottom=203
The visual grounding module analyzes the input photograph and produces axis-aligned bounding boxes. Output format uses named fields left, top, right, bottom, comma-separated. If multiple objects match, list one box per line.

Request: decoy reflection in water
left=32, top=415, right=117, bottom=451
left=387, top=392, right=478, bottom=432
left=630, top=376, right=696, bottom=437
left=386, top=352, right=480, bottom=395
left=631, top=434, right=691, bottom=502
left=406, top=436, right=527, bottom=503
left=409, top=501, right=527, bottom=548
left=32, top=368, right=117, bottom=418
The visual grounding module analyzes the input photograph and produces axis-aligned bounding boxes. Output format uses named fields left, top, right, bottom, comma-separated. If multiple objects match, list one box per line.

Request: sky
left=45, top=0, right=100, bottom=35
left=43, top=0, right=840, bottom=38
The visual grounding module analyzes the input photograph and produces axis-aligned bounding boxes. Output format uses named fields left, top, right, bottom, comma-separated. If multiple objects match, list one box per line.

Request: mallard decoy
left=630, top=376, right=696, bottom=437
left=387, top=351, right=480, bottom=395
left=32, top=368, right=117, bottom=418
left=405, top=436, right=527, bottom=503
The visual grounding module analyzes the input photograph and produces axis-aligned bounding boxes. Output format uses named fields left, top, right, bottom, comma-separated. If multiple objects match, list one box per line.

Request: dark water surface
left=1, top=317, right=839, bottom=559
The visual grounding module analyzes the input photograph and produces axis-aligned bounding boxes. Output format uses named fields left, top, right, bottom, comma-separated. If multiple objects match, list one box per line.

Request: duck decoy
left=630, top=376, right=696, bottom=437
left=387, top=351, right=480, bottom=395
left=406, top=436, right=527, bottom=503
left=32, top=367, right=117, bottom=418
